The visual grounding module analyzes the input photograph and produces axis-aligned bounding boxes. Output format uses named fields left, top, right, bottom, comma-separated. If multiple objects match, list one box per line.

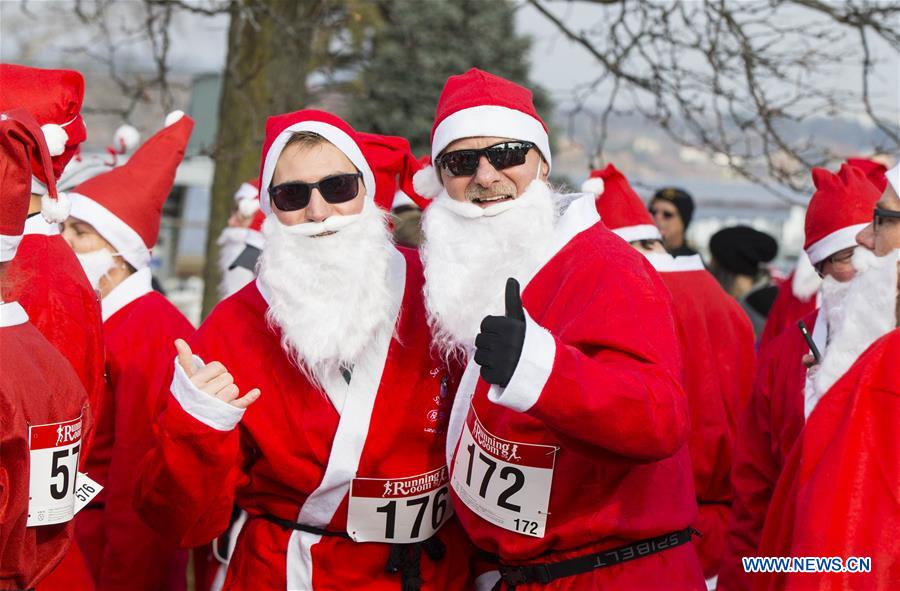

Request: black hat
left=709, top=225, right=778, bottom=276
left=652, top=186, right=695, bottom=228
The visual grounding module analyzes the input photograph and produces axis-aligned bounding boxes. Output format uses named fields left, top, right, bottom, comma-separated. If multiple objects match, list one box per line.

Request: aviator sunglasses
left=268, top=172, right=363, bottom=211
left=436, top=141, right=535, bottom=177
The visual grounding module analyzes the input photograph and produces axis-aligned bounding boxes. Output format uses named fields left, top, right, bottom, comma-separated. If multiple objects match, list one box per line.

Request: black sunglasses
left=268, top=172, right=362, bottom=212
left=874, top=206, right=900, bottom=230
left=649, top=208, right=676, bottom=220
left=436, top=141, right=535, bottom=177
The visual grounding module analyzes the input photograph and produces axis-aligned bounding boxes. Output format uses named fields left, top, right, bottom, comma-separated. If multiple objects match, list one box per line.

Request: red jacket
left=446, top=197, right=704, bottom=590
left=719, top=311, right=818, bottom=591
left=754, top=328, right=899, bottom=590
left=758, top=274, right=817, bottom=351
left=136, top=248, right=474, bottom=590
left=0, top=302, right=92, bottom=590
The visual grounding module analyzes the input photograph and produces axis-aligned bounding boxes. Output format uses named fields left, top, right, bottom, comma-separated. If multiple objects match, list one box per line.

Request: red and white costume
left=589, top=163, right=756, bottom=586
left=0, top=108, right=93, bottom=591
left=65, top=113, right=196, bottom=590
left=136, top=111, right=473, bottom=590
left=719, top=163, right=884, bottom=591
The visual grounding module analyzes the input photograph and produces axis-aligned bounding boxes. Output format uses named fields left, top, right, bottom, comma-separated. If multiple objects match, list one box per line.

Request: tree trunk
left=201, top=0, right=323, bottom=318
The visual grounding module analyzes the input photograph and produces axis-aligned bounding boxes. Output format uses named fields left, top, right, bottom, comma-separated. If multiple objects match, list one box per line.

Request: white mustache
left=437, top=180, right=549, bottom=219
left=278, top=213, right=362, bottom=237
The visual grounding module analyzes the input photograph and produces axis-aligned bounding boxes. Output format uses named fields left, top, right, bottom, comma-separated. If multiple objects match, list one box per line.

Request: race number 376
left=27, top=415, right=83, bottom=527
left=450, top=410, right=557, bottom=538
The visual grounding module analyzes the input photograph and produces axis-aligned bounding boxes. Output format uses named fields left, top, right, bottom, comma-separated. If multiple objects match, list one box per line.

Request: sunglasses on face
left=268, top=172, right=362, bottom=212
left=436, top=141, right=535, bottom=177
left=649, top=208, right=676, bottom=220
left=873, top=206, right=900, bottom=231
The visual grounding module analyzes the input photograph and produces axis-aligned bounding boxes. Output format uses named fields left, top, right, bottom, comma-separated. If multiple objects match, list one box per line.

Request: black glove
left=474, top=278, right=526, bottom=387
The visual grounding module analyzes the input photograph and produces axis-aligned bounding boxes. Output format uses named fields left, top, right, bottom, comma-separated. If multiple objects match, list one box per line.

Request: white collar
left=0, top=301, right=29, bottom=327
left=102, top=266, right=153, bottom=322
left=23, top=214, right=60, bottom=236
left=643, top=252, right=705, bottom=273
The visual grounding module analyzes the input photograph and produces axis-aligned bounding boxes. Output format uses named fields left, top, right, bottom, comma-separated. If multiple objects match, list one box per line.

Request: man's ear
left=540, top=159, right=550, bottom=180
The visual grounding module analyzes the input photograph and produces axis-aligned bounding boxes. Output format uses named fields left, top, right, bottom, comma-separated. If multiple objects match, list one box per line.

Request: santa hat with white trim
left=589, top=163, right=662, bottom=243
left=804, top=163, right=881, bottom=265
left=67, top=111, right=194, bottom=270
left=412, top=68, right=550, bottom=198
left=357, top=132, right=431, bottom=210
left=0, top=64, right=87, bottom=222
left=258, top=109, right=375, bottom=215
left=1, top=109, right=61, bottom=263
left=234, top=178, right=262, bottom=218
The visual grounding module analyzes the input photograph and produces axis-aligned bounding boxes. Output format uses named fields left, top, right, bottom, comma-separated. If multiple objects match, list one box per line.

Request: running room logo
left=472, top=420, right=521, bottom=463
left=424, top=368, right=452, bottom=434
left=380, top=467, right=449, bottom=498
left=55, top=421, right=82, bottom=445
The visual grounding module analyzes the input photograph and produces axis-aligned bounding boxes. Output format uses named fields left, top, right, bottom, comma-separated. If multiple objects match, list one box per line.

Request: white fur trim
left=611, top=223, right=662, bottom=242
left=237, top=198, right=260, bottom=217
left=488, top=311, right=556, bottom=412
left=887, top=163, right=899, bottom=195
left=233, top=181, right=259, bottom=203
left=244, top=228, right=265, bottom=250
left=805, top=223, right=869, bottom=265
left=68, top=193, right=150, bottom=269
left=113, top=124, right=140, bottom=152
left=24, top=214, right=60, bottom=236
left=41, top=191, right=71, bottom=223
left=580, top=177, right=605, bottom=195
left=644, top=252, right=705, bottom=272
left=259, top=121, right=375, bottom=216
left=413, top=165, right=443, bottom=199
left=431, top=105, right=552, bottom=171
left=391, top=190, right=416, bottom=209
left=41, top=123, right=68, bottom=156
left=101, top=267, right=153, bottom=322
left=0, top=302, right=28, bottom=327
left=165, top=110, right=185, bottom=127
left=170, top=354, right=245, bottom=431
left=0, top=234, right=23, bottom=263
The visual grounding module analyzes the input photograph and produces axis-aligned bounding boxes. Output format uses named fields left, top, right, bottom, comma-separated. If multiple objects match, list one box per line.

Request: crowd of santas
left=0, top=62, right=897, bottom=591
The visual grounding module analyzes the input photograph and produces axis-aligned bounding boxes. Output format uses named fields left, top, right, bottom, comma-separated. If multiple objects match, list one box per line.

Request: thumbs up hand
left=175, top=339, right=261, bottom=409
left=473, top=278, right=526, bottom=387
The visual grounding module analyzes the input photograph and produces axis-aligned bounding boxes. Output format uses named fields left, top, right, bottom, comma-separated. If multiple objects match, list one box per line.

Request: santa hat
left=846, top=157, right=887, bottom=192
left=1, top=109, right=60, bottom=262
left=357, top=132, right=431, bottom=210
left=0, top=64, right=87, bottom=219
left=67, top=111, right=194, bottom=269
left=57, top=124, right=142, bottom=191
left=258, top=109, right=375, bottom=216
left=590, top=164, right=662, bottom=242
left=413, top=69, right=550, bottom=198
left=804, top=163, right=881, bottom=265
left=233, top=178, right=265, bottom=246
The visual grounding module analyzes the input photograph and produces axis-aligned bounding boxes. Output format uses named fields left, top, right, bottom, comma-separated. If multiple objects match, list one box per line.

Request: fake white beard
left=217, top=227, right=252, bottom=299
left=812, top=248, right=899, bottom=400
left=421, top=180, right=556, bottom=359
left=76, top=248, right=117, bottom=290
left=802, top=273, right=853, bottom=418
left=258, top=206, right=395, bottom=387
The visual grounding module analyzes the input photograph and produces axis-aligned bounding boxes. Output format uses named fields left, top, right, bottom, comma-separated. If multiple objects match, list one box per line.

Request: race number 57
left=28, top=415, right=83, bottom=527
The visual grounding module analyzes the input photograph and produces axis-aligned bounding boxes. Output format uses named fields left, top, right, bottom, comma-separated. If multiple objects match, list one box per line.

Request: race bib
left=450, top=409, right=557, bottom=538
left=347, top=466, right=453, bottom=543
left=27, top=415, right=83, bottom=527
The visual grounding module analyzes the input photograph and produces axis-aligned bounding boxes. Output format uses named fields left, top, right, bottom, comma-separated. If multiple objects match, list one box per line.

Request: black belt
left=255, top=513, right=445, bottom=591
left=492, top=527, right=700, bottom=590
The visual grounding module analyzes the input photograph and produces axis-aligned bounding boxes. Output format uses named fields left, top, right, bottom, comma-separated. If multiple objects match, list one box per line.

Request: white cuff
left=474, top=570, right=501, bottom=591
left=488, top=311, right=556, bottom=413
left=170, top=355, right=245, bottom=431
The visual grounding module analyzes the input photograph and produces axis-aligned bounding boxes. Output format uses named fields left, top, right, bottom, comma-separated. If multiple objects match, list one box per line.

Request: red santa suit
left=719, top=163, right=883, bottom=591
left=758, top=268, right=819, bottom=350
left=754, top=328, right=900, bottom=591
left=0, top=108, right=93, bottom=591
left=135, top=111, right=473, bottom=590
left=65, top=112, right=196, bottom=590
left=586, top=163, right=756, bottom=586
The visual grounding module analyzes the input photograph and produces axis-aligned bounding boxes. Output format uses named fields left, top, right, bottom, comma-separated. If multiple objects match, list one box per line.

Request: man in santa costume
left=217, top=179, right=265, bottom=300
left=414, top=68, right=703, bottom=590
left=718, top=162, right=884, bottom=591
left=0, top=62, right=105, bottom=591
left=752, top=162, right=899, bottom=590
left=58, top=112, right=196, bottom=591
left=586, top=163, right=756, bottom=589
left=0, top=109, right=93, bottom=591
left=136, top=111, right=473, bottom=591
left=758, top=158, right=888, bottom=349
